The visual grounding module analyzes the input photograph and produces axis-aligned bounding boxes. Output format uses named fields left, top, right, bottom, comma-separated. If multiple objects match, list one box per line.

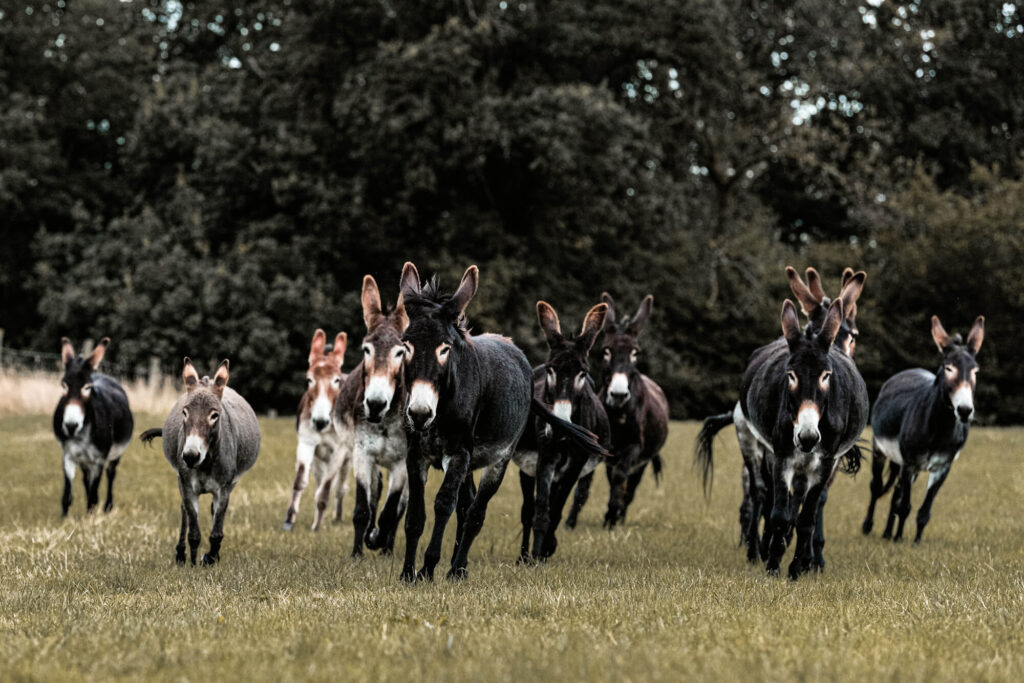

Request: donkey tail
left=651, top=453, right=663, bottom=486
left=694, top=412, right=734, bottom=499
left=530, top=398, right=609, bottom=458
left=139, top=428, right=163, bottom=446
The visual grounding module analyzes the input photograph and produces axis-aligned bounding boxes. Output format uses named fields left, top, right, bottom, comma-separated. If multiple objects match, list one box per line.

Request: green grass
left=3, top=416, right=1023, bottom=682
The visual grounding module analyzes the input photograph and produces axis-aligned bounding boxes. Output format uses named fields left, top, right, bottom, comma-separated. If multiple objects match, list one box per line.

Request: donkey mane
left=403, top=276, right=472, bottom=338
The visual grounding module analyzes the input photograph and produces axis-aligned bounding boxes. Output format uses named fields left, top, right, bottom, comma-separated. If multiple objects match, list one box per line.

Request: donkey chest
left=355, top=423, right=405, bottom=467
left=780, top=449, right=828, bottom=490
left=182, top=468, right=229, bottom=495
left=62, top=426, right=107, bottom=466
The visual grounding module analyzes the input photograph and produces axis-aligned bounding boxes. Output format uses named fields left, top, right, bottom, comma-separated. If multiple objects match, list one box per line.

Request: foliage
left=2, top=0, right=1022, bottom=419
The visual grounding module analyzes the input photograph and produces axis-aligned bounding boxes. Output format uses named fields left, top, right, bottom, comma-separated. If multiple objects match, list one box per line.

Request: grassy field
left=2, top=415, right=1023, bottom=682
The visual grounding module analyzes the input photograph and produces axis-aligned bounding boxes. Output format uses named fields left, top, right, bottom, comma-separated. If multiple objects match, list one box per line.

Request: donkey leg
left=311, top=458, right=334, bottom=532
left=418, top=451, right=469, bottom=582
left=914, top=466, right=950, bottom=544
left=739, top=466, right=752, bottom=547
left=765, top=462, right=792, bottom=577
left=542, top=455, right=588, bottom=558
left=202, top=485, right=234, bottom=566
left=861, top=447, right=887, bottom=535
left=333, top=447, right=352, bottom=523
left=368, top=460, right=408, bottom=553
left=449, top=459, right=511, bottom=580
left=530, top=451, right=556, bottom=561
left=745, top=459, right=766, bottom=564
left=605, top=448, right=639, bottom=528
left=881, top=463, right=904, bottom=539
left=283, top=442, right=315, bottom=531
left=450, top=474, right=477, bottom=568
left=399, top=441, right=428, bottom=583
left=83, top=464, right=102, bottom=513
left=787, top=483, right=824, bottom=580
left=103, top=459, right=119, bottom=513
left=178, top=478, right=201, bottom=566
left=350, top=454, right=375, bottom=557
left=621, top=463, right=647, bottom=522
left=176, top=502, right=188, bottom=564
left=892, top=470, right=916, bottom=543
left=565, top=471, right=593, bottom=530
left=812, top=486, right=829, bottom=571
left=517, top=470, right=535, bottom=564
left=61, top=455, right=76, bottom=517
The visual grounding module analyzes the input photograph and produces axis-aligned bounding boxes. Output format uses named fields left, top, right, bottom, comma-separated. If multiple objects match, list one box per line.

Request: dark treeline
left=2, top=1, right=1022, bottom=421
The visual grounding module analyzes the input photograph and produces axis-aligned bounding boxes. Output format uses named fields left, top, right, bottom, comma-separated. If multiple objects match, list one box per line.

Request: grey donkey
left=141, top=359, right=261, bottom=565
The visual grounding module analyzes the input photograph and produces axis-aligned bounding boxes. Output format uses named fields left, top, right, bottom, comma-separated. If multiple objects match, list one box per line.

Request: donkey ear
left=786, top=266, right=820, bottom=316
left=819, top=299, right=845, bottom=349
left=805, top=268, right=825, bottom=302
left=841, top=267, right=855, bottom=289
left=450, top=265, right=479, bottom=318
left=839, top=271, right=866, bottom=321
left=392, top=291, right=410, bottom=332
left=966, top=316, right=985, bottom=355
left=331, top=332, right=348, bottom=364
left=781, top=300, right=803, bottom=346
left=182, top=357, right=200, bottom=391
left=536, top=301, right=562, bottom=348
left=361, top=275, right=383, bottom=330
left=931, top=315, right=952, bottom=352
left=579, top=302, right=608, bottom=352
left=61, top=337, right=76, bottom=366
left=88, top=338, right=110, bottom=370
left=626, top=295, right=653, bottom=336
left=399, top=262, right=421, bottom=301
left=600, top=292, right=617, bottom=331
left=308, top=329, right=327, bottom=366
left=213, top=359, right=230, bottom=396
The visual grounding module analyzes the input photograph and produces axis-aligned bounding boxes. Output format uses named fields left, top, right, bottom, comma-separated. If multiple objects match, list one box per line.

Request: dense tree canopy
left=2, top=0, right=1022, bottom=421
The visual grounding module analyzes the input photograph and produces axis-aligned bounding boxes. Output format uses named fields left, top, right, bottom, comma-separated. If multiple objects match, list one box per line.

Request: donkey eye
left=182, top=408, right=189, bottom=419
left=306, top=377, right=314, bottom=387
left=575, top=372, right=587, bottom=390
left=81, top=384, right=93, bottom=397
left=60, top=381, right=69, bottom=396
left=603, top=348, right=611, bottom=362
left=787, top=371, right=798, bottom=391
left=629, top=349, right=638, bottom=363
left=332, top=376, right=341, bottom=386
left=970, top=367, right=978, bottom=381
left=944, top=365, right=957, bottom=377
left=403, top=341, right=414, bottom=359
left=819, top=370, right=831, bottom=390
left=362, top=345, right=372, bottom=357
left=546, top=368, right=556, bottom=387
left=209, top=412, right=219, bottom=424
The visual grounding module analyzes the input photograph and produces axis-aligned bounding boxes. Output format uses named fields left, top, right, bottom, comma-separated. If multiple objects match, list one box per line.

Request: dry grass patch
left=0, top=371, right=180, bottom=417
left=2, top=416, right=1023, bottom=681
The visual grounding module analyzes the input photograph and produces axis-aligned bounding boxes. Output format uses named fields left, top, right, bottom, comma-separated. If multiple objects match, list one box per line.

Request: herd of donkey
left=50, top=261, right=985, bottom=582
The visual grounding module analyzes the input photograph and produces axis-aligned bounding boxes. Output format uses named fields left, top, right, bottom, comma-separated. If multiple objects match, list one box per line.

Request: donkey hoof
left=200, top=553, right=219, bottom=567
left=446, top=567, right=468, bottom=582
left=282, top=521, right=294, bottom=532
left=565, top=516, right=578, bottom=530
left=350, top=548, right=364, bottom=559
left=365, top=529, right=383, bottom=551
left=175, top=552, right=186, bottom=565
left=893, top=535, right=904, bottom=544
left=399, top=567, right=418, bottom=583
left=766, top=565, right=780, bottom=578
left=415, top=567, right=434, bottom=582
left=861, top=520, right=873, bottom=535
left=516, top=554, right=535, bottom=566
left=103, top=501, right=114, bottom=513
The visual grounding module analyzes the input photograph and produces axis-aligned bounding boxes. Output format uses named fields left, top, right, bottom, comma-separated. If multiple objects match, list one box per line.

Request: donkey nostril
left=312, top=417, right=330, bottom=431
left=798, top=432, right=820, bottom=452
left=956, top=405, right=973, bottom=422
left=366, top=398, right=387, bottom=415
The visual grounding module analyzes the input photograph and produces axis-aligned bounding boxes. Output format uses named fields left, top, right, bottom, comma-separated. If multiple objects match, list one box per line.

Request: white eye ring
left=629, top=349, right=638, bottom=363
left=362, top=345, right=372, bottom=356
left=603, top=348, right=611, bottom=361
left=182, top=408, right=189, bottom=419
left=306, top=377, right=314, bottom=387
left=787, top=371, right=798, bottom=390
left=209, top=412, right=219, bottom=424
left=81, top=384, right=92, bottom=397
left=61, top=381, right=69, bottom=396
left=575, top=372, right=587, bottom=390
left=332, top=376, right=341, bottom=386
left=819, top=370, right=831, bottom=391
left=944, top=364, right=956, bottom=375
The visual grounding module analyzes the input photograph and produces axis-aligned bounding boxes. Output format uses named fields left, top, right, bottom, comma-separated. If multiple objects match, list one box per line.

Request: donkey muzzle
left=797, top=430, right=820, bottom=453
left=182, top=451, right=201, bottom=468
left=364, top=397, right=388, bottom=423
left=311, top=416, right=331, bottom=432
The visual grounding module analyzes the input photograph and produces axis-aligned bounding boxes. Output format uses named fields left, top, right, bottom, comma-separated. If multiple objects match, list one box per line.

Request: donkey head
left=58, top=337, right=110, bottom=438
left=598, top=292, right=653, bottom=409
left=304, top=329, right=347, bottom=431
left=536, top=301, right=608, bottom=422
left=786, top=266, right=866, bottom=357
left=931, top=315, right=984, bottom=424
left=781, top=298, right=845, bottom=453
left=359, top=274, right=410, bottom=423
left=179, top=358, right=230, bottom=468
left=399, top=262, right=478, bottom=431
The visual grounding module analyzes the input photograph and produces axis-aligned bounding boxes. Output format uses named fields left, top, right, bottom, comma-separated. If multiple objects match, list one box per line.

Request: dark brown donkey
left=596, top=293, right=670, bottom=528
left=333, top=274, right=410, bottom=557
left=513, top=300, right=611, bottom=561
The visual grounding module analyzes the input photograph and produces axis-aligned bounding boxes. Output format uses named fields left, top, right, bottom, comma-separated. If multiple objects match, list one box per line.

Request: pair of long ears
left=601, top=292, right=653, bottom=337
left=787, top=266, right=866, bottom=327
left=61, top=337, right=110, bottom=370
left=182, top=358, right=230, bottom=397
left=537, top=301, right=608, bottom=352
left=362, top=274, right=409, bottom=332
left=308, top=329, right=348, bottom=368
left=399, top=262, right=478, bottom=321
left=781, top=299, right=844, bottom=350
left=932, top=315, right=985, bottom=355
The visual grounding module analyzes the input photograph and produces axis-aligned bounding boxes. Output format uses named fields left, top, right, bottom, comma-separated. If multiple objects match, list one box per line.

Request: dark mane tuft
left=403, top=275, right=471, bottom=336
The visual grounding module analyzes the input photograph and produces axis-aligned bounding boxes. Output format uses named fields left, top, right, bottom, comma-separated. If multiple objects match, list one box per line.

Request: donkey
left=696, top=267, right=865, bottom=568
left=594, top=292, right=669, bottom=529
left=53, top=337, right=133, bottom=516
left=141, top=359, right=260, bottom=566
left=333, top=274, right=411, bottom=557
left=397, top=262, right=606, bottom=582
left=862, top=315, right=984, bottom=544
left=514, top=300, right=611, bottom=562
left=282, top=329, right=351, bottom=531
left=698, top=299, right=868, bottom=579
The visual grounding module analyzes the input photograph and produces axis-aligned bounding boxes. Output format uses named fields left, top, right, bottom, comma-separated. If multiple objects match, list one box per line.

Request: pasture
left=3, top=415, right=1023, bottom=682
